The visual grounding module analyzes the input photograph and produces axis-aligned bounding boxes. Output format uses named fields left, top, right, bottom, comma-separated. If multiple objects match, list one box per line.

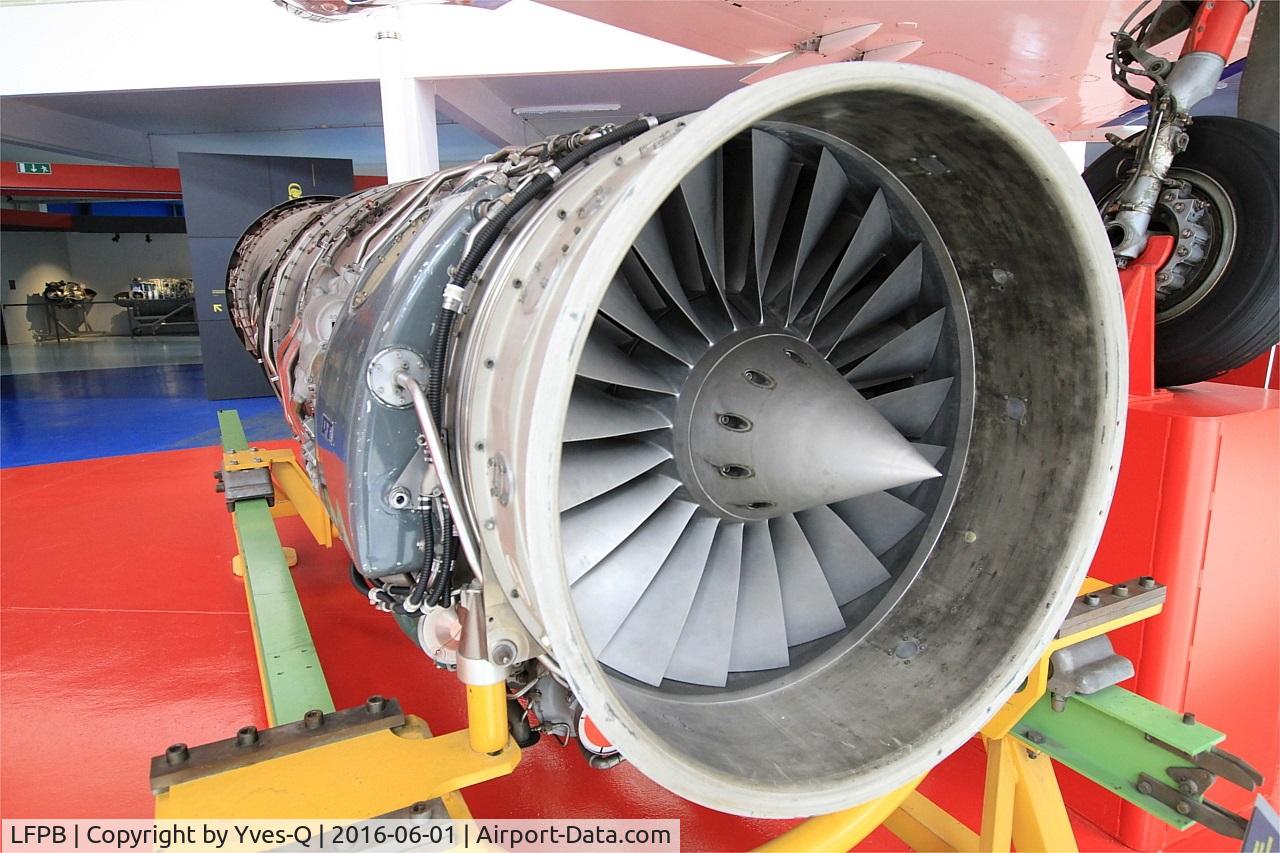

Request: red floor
left=0, top=443, right=1216, bottom=851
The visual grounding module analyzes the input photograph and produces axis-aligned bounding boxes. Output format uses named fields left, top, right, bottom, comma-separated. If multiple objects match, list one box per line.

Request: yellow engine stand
left=169, top=411, right=1169, bottom=853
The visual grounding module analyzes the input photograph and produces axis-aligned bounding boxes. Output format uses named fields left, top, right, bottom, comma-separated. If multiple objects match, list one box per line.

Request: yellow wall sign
left=287, top=182, right=303, bottom=200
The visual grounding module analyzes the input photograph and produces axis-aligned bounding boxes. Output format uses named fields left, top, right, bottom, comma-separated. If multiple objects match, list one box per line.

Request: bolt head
left=236, top=726, right=259, bottom=747
left=1084, top=593, right=1101, bottom=607
left=1182, top=711, right=1196, bottom=725
left=1138, top=780, right=1154, bottom=795
left=165, top=743, right=189, bottom=765
left=365, top=695, right=387, bottom=714
left=303, top=709, right=325, bottom=730
left=1176, top=801, right=1191, bottom=816
left=1139, top=575, right=1156, bottom=589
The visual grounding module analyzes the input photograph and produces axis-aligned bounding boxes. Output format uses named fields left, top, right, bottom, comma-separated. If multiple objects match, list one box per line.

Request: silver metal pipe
left=396, top=370, right=483, bottom=575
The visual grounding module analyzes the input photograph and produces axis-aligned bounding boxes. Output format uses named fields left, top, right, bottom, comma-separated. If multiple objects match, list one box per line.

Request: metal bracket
left=1047, top=634, right=1135, bottom=710
left=219, top=464, right=275, bottom=510
left=1147, top=735, right=1264, bottom=792
left=151, top=697, right=403, bottom=794
left=1136, top=772, right=1250, bottom=839
left=1056, top=577, right=1166, bottom=638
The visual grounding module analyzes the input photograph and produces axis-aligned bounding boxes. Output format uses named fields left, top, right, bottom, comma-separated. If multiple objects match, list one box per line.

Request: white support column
left=376, top=9, right=439, bottom=182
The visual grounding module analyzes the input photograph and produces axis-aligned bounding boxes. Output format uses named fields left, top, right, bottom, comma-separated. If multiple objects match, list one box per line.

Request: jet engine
left=227, top=64, right=1125, bottom=817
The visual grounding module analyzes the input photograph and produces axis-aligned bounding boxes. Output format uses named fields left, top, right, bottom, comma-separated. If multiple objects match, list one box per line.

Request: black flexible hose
left=408, top=503, right=436, bottom=607
left=349, top=562, right=372, bottom=595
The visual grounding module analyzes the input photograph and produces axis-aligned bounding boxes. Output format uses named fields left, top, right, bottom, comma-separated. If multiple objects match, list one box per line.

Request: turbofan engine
left=227, top=64, right=1125, bottom=816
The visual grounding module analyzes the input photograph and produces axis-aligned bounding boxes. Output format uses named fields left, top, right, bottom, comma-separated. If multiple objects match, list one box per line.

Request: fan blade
left=845, top=308, right=945, bottom=387
left=868, top=377, right=954, bottom=437
left=791, top=212, right=860, bottom=331
left=831, top=490, right=926, bottom=556
left=813, top=189, right=892, bottom=326
left=634, top=216, right=718, bottom=341
left=728, top=521, right=790, bottom=672
left=561, top=471, right=679, bottom=582
left=753, top=130, right=800, bottom=303
left=578, top=334, right=676, bottom=395
left=564, top=384, right=670, bottom=442
left=665, top=522, right=745, bottom=687
left=723, top=140, right=754, bottom=298
left=837, top=244, right=924, bottom=342
left=827, top=322, right=906, bottom=371
left=770, top=512, right=846, bottom=645
left=571, top=499, right=698, bottom=650
left=599, top=513, right=720, bottom=686
left=788, top=148, right=848, bottom=323
left=888, top=443, right=948, bottom=500
left=795, top=505, right=890, bottom=606
left=599, top=275, right=692, bottom=365
left=559, top=438, right=671, bottom=511
left=681, top=151, right=726, bottom=296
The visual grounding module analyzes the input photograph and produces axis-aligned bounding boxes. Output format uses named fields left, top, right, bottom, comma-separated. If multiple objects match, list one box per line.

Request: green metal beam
left=1013, top=686, right=1224, bottom=830
left=218, top=409, right=334, bottom=725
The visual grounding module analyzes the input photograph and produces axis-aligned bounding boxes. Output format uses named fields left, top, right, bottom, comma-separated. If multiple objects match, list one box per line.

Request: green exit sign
left=17, top=162, right=52, bottom=175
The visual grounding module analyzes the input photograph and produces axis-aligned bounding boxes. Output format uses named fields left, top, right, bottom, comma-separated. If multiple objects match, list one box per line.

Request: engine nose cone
left=675, top=331, right=939, bottom=521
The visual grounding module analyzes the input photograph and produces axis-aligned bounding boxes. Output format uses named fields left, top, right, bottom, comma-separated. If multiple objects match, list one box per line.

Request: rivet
left=235, top=726, right=259, bottom=747
left=1113, top=583, right=1130, bottom=597
left=1182, top=712, right=1196, bottom=725
left=366, top=695, right=387, bottom=714
left=1139, top=575, right=1156, bottom=589
left=1084, top=593, right=1101, bottom=607
left=303, top=709, right=324, bottom=730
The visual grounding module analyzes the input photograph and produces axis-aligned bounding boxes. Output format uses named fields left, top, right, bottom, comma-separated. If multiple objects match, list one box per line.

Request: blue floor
left=0, top=362, right=290, bottom=468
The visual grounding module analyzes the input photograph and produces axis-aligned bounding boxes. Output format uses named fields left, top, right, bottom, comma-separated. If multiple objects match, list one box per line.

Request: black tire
left=1085, top=115, right=1279, bottom=386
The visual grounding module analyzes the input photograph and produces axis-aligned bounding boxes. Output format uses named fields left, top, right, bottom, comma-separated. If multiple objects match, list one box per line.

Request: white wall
left=0, top=231, right=191, bottom=344
left=1, top=231, right=73, bottom=345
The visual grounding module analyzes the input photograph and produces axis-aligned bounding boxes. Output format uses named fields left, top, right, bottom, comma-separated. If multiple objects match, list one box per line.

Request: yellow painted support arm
left=156, top=716, right=518, bottom=820
left=1011, top=745, right=1078, bottom=853
left=979, top=737, right=1018, bottom=852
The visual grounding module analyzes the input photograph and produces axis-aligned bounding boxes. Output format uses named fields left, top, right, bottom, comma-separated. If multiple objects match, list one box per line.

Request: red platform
left=1061, top=382, right=1280, bottom=851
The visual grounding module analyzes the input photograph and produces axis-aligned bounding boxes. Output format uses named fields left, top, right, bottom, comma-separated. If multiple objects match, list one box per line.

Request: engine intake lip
left=458, top=63, right=1125, bottom=817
